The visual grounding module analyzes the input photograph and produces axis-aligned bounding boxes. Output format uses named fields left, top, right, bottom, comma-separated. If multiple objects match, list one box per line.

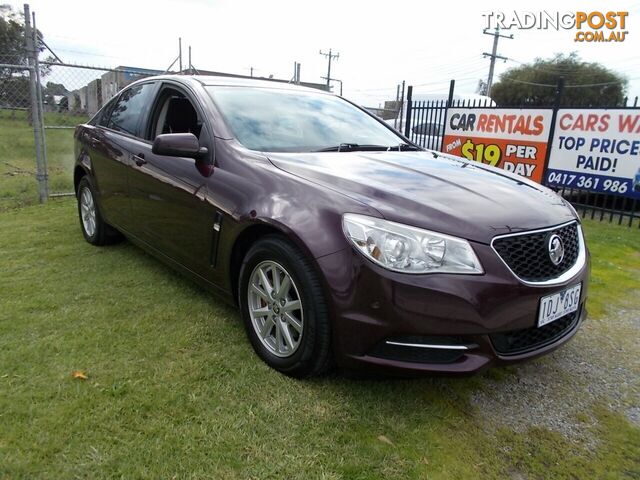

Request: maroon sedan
left=74, top=75, right=589, bottom=377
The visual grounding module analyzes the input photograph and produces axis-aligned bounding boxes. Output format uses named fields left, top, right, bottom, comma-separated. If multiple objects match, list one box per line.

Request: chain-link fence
left=0, top=3, right=48, bottom=210
left=0, top=60, right=38, bottom=210
left=38, top=62, right=162, bottom=199
left=1, top=5, right=164, bottom=209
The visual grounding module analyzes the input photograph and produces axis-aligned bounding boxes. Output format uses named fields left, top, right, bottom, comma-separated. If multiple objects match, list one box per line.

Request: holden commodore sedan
left=74, top=75, right=589, bottom=377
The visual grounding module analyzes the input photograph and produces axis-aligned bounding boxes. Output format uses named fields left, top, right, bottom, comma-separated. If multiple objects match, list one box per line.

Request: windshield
left=207, top=86, right=404, bottom=152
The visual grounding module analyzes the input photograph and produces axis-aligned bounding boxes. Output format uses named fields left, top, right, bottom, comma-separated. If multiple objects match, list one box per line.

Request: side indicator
left=210, top=212, right=224, bottom=267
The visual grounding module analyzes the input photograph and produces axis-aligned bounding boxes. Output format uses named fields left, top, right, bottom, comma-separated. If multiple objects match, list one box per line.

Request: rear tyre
left=239, top=235, right=332, bottom=378
left=76, top=176, right=121, bottom=246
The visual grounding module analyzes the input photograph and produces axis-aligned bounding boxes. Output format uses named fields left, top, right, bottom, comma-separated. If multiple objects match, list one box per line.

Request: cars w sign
left=545, top=109, right=640, bottom=198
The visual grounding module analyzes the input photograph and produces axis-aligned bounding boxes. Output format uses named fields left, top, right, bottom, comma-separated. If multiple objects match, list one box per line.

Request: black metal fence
left=400, top=80, right=640, bottom=228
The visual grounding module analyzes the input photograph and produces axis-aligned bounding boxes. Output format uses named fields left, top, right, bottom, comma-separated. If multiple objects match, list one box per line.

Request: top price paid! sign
left=441, top=108, right=553, bottom=183
left=546, top=109, right=640, bottom=199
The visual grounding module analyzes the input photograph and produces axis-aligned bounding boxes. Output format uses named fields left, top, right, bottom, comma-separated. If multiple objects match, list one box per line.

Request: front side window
left=150, top=89, right=203, bottom=140
left=207, top=87, right=403, bottom=152
left=108, top=83, right=154, bottom=136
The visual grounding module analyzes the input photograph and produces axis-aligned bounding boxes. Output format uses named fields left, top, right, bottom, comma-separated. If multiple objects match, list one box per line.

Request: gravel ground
left=470, top=305, right=640, bottom=444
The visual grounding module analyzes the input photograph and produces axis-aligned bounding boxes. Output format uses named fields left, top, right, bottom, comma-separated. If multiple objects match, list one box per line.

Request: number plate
left=538, top=284, right=582, bottom=327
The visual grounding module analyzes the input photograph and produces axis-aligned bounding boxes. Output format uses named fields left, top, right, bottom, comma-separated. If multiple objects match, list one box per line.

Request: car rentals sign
left=545, top=109, right=640, bottom=198
left=442, top=108, right=553, bottom=183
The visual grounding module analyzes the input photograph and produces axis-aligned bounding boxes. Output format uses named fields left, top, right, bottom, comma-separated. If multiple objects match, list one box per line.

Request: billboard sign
left=546, top=109, right=640, bottom=198
left=441, top=108, right=553, bottom=183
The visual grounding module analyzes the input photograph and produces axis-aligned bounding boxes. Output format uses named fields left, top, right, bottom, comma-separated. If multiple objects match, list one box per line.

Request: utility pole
left=319, top=49, right=339, bottom=87
left=482, top=27, right=512, bottom=97
left=178, top=37, right=183, bottom=72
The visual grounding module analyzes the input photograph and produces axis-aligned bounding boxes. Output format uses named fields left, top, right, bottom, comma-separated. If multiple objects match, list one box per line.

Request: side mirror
left=152, top=133, right=208, bottom=159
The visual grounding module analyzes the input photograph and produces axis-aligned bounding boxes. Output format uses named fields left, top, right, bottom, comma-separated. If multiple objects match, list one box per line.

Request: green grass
left=0, top=200, right=638, bottom=479
left=0, top=110, right=87, bottom=211
left=582, top=219, right=640, bottom=318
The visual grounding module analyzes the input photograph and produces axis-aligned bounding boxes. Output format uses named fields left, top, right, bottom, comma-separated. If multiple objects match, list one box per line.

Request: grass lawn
left=0, top=199, right=638, bottom=479
left=0, top=110, right=87, bottom=211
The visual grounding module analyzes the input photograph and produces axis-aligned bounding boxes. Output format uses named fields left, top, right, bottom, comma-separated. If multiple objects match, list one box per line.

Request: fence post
left=398, top=80, right=405, bottom=132
left=541, top=77, right=565, bottom=187
left=554, top=76, right=565, bottom=108
left=404, top=85, right=413, bottom=138
left=447, top=79, right=455, bottom=106
left=31, top=10, right=49, bottom=197
left=24, top=3, right=48, bottom=203
left=437, top=80, right=456, bottom=152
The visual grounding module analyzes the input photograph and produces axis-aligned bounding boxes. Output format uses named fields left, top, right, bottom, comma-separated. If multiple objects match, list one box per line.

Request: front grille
left=492, top=222, right=580, bottom=282
left=369, top=335, right=466, bottom=364
left=490, top=310, right=580, bottom=355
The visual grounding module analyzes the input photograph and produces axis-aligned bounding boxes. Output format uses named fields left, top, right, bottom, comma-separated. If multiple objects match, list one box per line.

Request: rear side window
left=89, top=97, right=117, bottom=127
left=108, top=83, right=154, bottom=136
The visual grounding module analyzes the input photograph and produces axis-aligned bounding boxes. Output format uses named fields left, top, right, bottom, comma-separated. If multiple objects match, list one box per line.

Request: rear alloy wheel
left=76, top=176, right=121, bottom=246
left=239, top=236, right=332, bottom=377
left=79, top=186, right=97, bottom=238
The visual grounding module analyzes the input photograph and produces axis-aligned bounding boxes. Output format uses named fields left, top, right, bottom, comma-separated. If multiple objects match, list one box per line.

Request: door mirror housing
left=152, top=133, right=208, bottom=159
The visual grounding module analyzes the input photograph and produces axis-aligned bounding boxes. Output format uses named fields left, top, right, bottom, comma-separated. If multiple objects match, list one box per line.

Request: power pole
left=319, top=49, right=339, bottom=87
left=482, top=27, right=512, bottom=97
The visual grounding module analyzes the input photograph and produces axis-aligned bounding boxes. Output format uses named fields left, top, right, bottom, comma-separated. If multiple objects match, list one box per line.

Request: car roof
left=136, top=74, right=330, bottom=95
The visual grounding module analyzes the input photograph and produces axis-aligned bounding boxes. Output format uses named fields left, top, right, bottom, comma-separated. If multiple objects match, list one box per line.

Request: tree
left=0, top=4, right=49, bottom=110
left=475, top=79, right=488, bottom=96
left=490, top=53, right=627, bottom=107
left=43, top=81, right=68, bottom=109
left=44, top=81, right=68, bottom=96
left=0, top=4, right=27, bottom=66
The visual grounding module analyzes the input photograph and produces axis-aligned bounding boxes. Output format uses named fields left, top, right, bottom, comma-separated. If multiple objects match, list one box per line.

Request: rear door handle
left=133, top=153, right=146, bottom=166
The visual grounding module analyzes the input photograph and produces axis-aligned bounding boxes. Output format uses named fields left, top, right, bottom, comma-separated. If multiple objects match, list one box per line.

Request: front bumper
left=316, top=239, right=590, bottom=375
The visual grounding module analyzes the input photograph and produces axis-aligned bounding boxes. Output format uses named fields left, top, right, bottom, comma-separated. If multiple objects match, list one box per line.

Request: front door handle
left=133, top=153, right=146, bottom=166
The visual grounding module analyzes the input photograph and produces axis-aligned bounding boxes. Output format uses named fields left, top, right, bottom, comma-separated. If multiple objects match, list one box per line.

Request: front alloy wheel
left=248, top=260, right=304, bottom=358
left=239, top=236, right=332, bottom=377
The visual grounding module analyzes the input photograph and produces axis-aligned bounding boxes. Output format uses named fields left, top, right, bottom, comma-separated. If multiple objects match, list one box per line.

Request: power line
left=504, top=77, right=640, bottom=88
left=506, top=56, right=640, bottom=77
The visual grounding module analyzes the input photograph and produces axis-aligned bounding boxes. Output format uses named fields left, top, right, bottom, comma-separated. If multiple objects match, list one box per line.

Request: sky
left=8, top=0, right=640, bottom=106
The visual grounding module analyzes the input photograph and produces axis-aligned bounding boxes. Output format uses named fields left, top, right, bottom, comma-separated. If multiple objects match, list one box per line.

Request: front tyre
left=76, top=176, right=119, bottom=246
left=239, top=236, right=332, bottom=378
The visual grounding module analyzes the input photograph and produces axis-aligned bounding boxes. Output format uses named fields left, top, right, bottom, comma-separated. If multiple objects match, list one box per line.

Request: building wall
left=79, top=86, right=88, bottom=111
left=86, top=79, right=102, bottom=115
left=101, top=71, right=122, bottom=104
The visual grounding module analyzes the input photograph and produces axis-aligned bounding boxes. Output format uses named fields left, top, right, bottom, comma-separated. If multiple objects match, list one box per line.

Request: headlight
left=342, top=214, right=483, bottom=275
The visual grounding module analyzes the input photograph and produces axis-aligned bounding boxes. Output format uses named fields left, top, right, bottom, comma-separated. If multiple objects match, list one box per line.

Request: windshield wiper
left=314, top=143, right=366, bottom=152
left=387, top=143, right=421, bottom=151
left=313, top=143, right=420, bottom=152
